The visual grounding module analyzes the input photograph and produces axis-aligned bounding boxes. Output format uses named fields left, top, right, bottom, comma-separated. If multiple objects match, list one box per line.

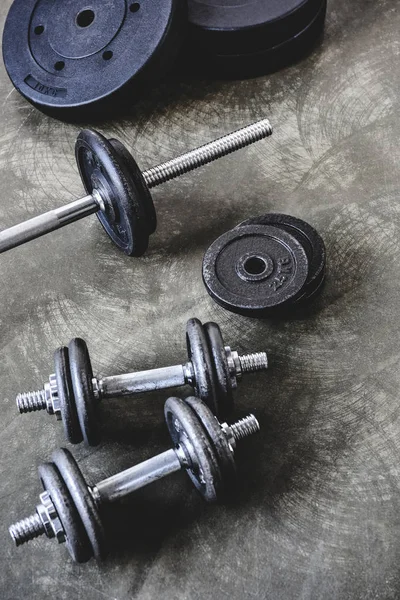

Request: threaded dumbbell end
left=142, top=118, right=273, bottom=188
left=9, top=514, right=45, bottom=546
left=239, top=352, right=268, bottom=373
left=231, top=414, right=260, bottom=442
left=16, top=390, right=47, bottom=414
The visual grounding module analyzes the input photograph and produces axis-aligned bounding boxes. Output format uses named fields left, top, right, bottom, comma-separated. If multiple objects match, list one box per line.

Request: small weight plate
left=76, top=129, right=152, bottom=257
left=39, top=462, right=92, bottom=563
left=203, top=224, right=309, bottom=317
left=108, top=138, right=157, bottom=236
left=237, top=214, right=326, bottom=302
left=54, top=347, right=83, bottom=445
left=203, top=322, right=234, bottom=418
left=68, top=338, right=99, bottom=447
left=2, top=0, right=186, bottom=117
left=186, top=319, right=219, bottom=415
left=185, top=396, right=237, bottom=498
left=187, top=0, right=326, bottom=76
left=52, top=448, right=107, bottom=561
left=165, top=397, right=220, bottom=503
left=295, top=268, right=326, bottom=306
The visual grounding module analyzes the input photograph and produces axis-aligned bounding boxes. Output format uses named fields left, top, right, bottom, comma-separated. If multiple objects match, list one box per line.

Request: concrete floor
left=1, top=0, right=400, bottom=598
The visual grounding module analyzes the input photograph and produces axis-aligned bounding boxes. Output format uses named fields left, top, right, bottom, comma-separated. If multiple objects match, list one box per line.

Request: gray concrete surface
left=1, top=0, right=400, bottom=598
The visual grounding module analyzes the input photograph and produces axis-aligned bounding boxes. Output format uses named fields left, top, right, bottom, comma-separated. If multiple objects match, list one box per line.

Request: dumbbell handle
left=95, top=363, right=192, bottom=399
left=0, top=119, right=272, bottom=254
left=93, top=448, right=182, bottom=503
left=0, top=195, right=96, bottom=253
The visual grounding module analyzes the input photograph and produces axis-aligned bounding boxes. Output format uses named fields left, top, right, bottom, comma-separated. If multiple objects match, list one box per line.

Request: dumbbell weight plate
left=2, top=0, right=186, bottom=117
left=184, top=396, right=237, bottom=497
left=68, top=338, right=99, bottom=447
left=38, top=462, right=92, bottom=563
left=76, top=129, right=152, bottom=257
left=165, top=397, right=221, bottom=503
left=186, top=319, right=219, bottom=415
left=203, top=322, right=234, bottom=417
left=203, top=224, right=309, bottom=317
left=108, top=138, right=157, bottom=236
left=52, top=448, right=107, bottom=561
left=54, top=347, right=83, bottom=445
left=237, top=214, right=326, bottom=302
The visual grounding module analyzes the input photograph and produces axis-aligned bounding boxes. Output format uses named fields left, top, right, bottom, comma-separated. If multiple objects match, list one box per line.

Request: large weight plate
left=187, top=0, right=326, bottom=76
left=203, top=224, right=309, bottom=317
left=2, top=0, right=186, bottom=116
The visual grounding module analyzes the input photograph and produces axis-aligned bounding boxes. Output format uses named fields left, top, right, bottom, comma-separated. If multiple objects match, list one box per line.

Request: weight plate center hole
left=237, top=253, right=274, bottom=282
left=76, top=9, right=95, bottom=28
left=245, top=256, right=267, bottom=275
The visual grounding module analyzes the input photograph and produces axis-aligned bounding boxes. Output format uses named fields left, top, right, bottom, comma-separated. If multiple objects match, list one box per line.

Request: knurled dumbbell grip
left=0, top=195, right=97, bottom=253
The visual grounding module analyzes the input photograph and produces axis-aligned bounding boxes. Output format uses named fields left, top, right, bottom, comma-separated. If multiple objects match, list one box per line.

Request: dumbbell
left=16, top=318, right=267, bottom=446
left=9, top=396, right=260, bottom=563
left=0, top=119, right=272, bottom=256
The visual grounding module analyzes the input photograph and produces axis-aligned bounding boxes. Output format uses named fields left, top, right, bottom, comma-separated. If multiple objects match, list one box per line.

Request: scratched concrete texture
left=0, top=0, right=400, bottom=598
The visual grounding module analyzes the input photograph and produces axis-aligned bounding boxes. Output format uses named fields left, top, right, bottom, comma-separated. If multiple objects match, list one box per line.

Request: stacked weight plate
left=187, top=0, right=327, bottom=76
left=2, top=0, right=327, bottom=118
left=203, top=214, right=326, bottom=318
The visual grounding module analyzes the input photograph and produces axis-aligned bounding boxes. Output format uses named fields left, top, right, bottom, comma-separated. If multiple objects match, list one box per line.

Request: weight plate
left=186, top=318, right=219, bottom=415
left=295, top=268, right=326, bottom=306
left=76, top=129, right=151, bottom=257
left=108, top=138, right=157, bottom=236
left=54, top=346, right=83, bottom=445
left=203, top=224, right=309, bottom=317
left=187, top=0, right=326, bottom=75
left=165, top=397, right=220, bottom=503
left=185, top=396, right=237, bottom=498
left=68, top=338, right=99, bottom=447
left=39, top=461, right=92, bottom=563
left=203, top=322, right=234, bottom=418
left=237, top=213, right=326, bottom=301
left=52, top=448, right=107, bottom=561
left=2, top=0, right=186, bottom=116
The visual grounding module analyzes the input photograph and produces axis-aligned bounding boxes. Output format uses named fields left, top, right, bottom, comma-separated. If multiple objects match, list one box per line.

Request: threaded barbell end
left=231, top=414, right=260, bottom=443
left=239, top=352, right=268, bottom=373
left=143, top=118, right=273, bottom=188
left=9, top=514, right=45, bottom=546
left=16, top=390, right=47, bottom=414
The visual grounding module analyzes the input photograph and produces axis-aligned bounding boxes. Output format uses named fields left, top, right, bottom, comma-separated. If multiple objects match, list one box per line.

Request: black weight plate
left=68, top=338, right=99, bottom=447
left=187, top=0, right=326, bottom=75
left=186, top=318, right=219, bottom=415
left=237, top=213, right=326, bottom=301
left=54, top=347, right=83, bottom=445
left=196, top=0, right=326, bottom=78
left=39, top=462, right=92, bottom=563
left=52, top=448, right=107, bottom=561
left=165, top=397, right=220, bottom=502
left=203, top=224, right=309, bottom=318
left=2, top=0, right=186, bottom=117
left=295, top=268, right=326, bottom=306
left=76, top=129, right=152, bottom=257
left=203, top=322, right=234, bottom=418
left=185, top=396, right=237, bottom=497
left=108, top=138, right=157, bottom=236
